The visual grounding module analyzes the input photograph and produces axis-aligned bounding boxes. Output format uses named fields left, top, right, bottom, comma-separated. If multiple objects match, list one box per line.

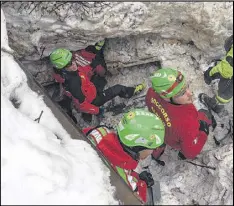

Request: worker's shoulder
left=172, top=104, right=199, bottom=126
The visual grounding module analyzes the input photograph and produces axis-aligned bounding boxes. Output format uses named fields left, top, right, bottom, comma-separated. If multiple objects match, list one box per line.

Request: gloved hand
left=97, top=107, right=105, bottom=118
left=204, top=63, right=221, bottom=85
left=204, top=67, right=213, bottom=85
left=178, top=151, right=186, bottom=160
left=199, top=120, right=210, bottom=135
left=139, top=171, right=154, bottom=187
left=199, top=109, right=217, bottom=130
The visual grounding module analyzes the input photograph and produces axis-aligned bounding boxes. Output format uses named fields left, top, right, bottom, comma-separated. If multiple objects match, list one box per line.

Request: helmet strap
left=160, top=71, right=183, bottom=97
left=170, top=97, right=174, bottom=104
left=123, top=145, right=139, bottom=160
left=170, top=97, right=181, bottom=105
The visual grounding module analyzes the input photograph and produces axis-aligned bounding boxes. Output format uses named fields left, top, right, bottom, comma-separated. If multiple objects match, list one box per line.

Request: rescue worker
left=82, top=108, right=165, bottom=204
left=199, top=35, right=233, bottom=117
left=145, top=68, right=213, bottom=160
left=49, top=40, right=145, bottom=123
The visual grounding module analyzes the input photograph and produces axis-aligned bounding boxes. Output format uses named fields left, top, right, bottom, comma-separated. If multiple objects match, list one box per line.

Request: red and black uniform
left=145, top=88, right=212, bottom=159
left=53, top=45, right=135, bottom=118
left=82, top=126, right=149, bottom=203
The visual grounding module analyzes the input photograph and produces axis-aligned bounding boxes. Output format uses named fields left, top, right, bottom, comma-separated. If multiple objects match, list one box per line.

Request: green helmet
left=150, top=68, right=186, bottom=98
left=117, top=108, right=165, bottom=149
left=50, top=48, right=72, bottom=69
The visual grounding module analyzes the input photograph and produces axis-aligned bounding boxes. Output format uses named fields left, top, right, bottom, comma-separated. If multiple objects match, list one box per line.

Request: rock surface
left=2, top=2, right=233, bottom=69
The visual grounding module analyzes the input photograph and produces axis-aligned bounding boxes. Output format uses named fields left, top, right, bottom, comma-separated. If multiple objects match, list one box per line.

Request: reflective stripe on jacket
left=82, top=126, right=147, bottom=203
left=53, top=65, right=99, bottom=114
left=210, top=45, right=233, bottom=79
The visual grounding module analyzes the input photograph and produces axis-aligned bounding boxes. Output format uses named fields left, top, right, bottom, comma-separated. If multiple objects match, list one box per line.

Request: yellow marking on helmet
left=168, top=75, right=176, bottom=81
left=150, top=134, right=155, bottom=140
left=126, top=112, right=135, bottom=120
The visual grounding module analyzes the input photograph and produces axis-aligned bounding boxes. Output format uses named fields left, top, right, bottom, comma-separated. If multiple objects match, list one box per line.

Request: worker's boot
left=198, top=93, right=227, bottom=117
left=133, top=82, right=146, bottom=95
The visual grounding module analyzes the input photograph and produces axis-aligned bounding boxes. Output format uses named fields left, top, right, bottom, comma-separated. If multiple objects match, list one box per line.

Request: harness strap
left=160, top=71, right=183, bottom=97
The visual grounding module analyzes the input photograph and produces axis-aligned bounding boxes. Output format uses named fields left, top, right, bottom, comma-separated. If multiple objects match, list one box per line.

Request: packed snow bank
left=1, top=9, right=117, bottom=205
left=2, top=2, right=233, bottom=65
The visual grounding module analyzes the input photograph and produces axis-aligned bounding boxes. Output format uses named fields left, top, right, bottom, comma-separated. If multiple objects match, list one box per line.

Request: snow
left=2, top=2, right=232, bottom=61
left=1, top=9, right=118, bottom=205
left=1, top=3, right=233, bottom=205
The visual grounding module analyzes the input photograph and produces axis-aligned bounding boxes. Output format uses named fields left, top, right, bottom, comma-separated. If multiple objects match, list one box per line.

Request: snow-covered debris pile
left=148, top=143, right=233, bottom=205
left=202, top=144, right=233, bottom=205
left=1, top=9, right=117, bottom=205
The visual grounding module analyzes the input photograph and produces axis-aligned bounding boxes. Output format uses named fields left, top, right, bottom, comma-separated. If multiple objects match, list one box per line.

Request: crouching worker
left=199, top=35, right=233, bottom=117
left=82, top=108, right=165, bottom=204
left=145, top=68, right=214, bottom=161
left=49, top=40, right=145, bottom=123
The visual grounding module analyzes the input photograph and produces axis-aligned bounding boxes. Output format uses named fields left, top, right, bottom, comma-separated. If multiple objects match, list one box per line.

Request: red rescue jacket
left=83, top=127, right=138, bottom=169
left=53, top=48, right=106, bottom=115
left=73, top=49, right=106, bottom=77
left=145, top=87, right=211, bottom=159
left=53, top=66, right=99, bottom=114
left=82, top=126, right=148, bottom=203
left=74, top=49, right=96, bottom=67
